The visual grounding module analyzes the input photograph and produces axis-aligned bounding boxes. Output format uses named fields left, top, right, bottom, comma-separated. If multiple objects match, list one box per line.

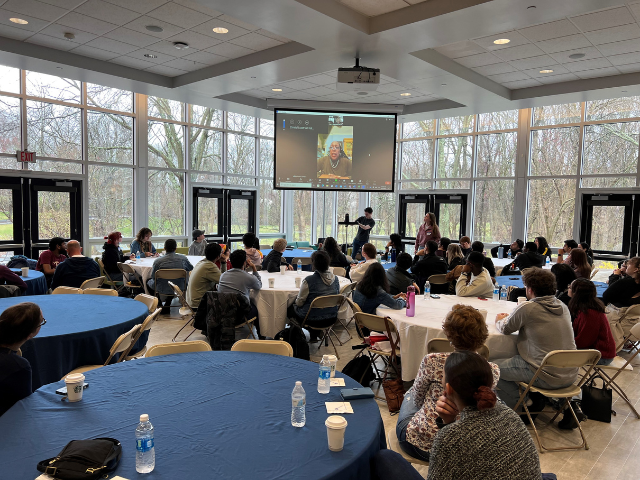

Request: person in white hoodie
left=494, top=267, right=577, bottom=410
left=349, top=243, right=378, bottom=283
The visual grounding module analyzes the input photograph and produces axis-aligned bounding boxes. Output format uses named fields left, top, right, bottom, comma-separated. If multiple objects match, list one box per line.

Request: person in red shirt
left=35, top=237, right=67, bottom=287
left=0, top=266, right=27, bottom=293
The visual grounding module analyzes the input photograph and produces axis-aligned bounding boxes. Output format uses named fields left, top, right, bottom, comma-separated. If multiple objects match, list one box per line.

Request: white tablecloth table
left=377, top=295, right=519, bottom=381
left=492, top=257, right=552, bottom=269
left=126, top=255, right=204, bottom=294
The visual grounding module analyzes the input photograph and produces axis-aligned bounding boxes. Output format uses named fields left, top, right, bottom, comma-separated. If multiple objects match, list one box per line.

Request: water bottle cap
left=140, top=414, right=149, bottom=422
left=295, top=381, right=302, bottom=386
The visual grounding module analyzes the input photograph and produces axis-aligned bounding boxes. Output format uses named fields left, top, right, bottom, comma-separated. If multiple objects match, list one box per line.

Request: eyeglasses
left=329, top=145, right=340, bottom=150
left=39, top=317, right=46, bottom=327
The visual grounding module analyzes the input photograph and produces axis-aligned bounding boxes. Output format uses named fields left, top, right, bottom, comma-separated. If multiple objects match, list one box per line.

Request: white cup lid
left=326, top=355, right=337, bottom=362
left=326, top=415, right=347, bottom=429
left=65, top=373, right=85, bottom=383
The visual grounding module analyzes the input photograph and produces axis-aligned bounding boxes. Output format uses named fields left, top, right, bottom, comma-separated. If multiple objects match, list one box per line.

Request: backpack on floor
left=341, top=355, right=375, bottom=386
left=275, top=324, right=310, bottom=360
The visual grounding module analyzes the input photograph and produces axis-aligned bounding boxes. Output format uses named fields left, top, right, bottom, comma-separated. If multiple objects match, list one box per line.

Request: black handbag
left=37, top=437, right=122, bottom=479
left=581, top=375, right=614, bottom=423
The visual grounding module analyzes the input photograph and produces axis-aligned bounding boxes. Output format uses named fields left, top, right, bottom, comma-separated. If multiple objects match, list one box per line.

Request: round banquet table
left=252, top=271, right=352, bottom=338
left=0, top=351, right=386, bottom=480
left=0, top=295, right=150, bottom=390
left=496, top=276, right=608, bottom=297
left=377, top=295, right=518, bottom=381
left=126, top=255, right=203, bottom=294
left=8, top=268, right=47, bottom=295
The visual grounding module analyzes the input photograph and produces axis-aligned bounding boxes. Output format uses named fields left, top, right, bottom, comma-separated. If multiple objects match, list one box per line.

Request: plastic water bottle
left=500, top=286, right=508, bottom=302
left=136, top=251, right=140, bottom=260
left=377, top=253, right=382, bottom=263
left=498, top=246, right=504, bottom=259
left=546, top=256, right=550, bottom=266
left=291, top=381, right=306, bottom=427
left=424, top=281, right=430, bottom=300
left=507, top=251, right=512, bottom=259
left=135, top=414, right=155, bottom=473
left=297, top=259, right=302, bottom=273
left=493, top=285, right=499, bottom=301
left=318, top=355, right=331, bottom=394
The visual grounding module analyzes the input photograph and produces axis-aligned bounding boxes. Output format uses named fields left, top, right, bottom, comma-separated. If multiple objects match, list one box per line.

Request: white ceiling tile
left=302, top=73, right=336, bottom=85
left=3, top=0, right=66, bottom=22
left=26, top=33, right=80, bottom=51
left=564, top=57, right=613, bottom=72
left=629, top=2, right=640, bottom=21
left=596, top=38, right=640, bottom=57
left=279, top=79, right=316, bottom=90
left=215, top=14, right=259, bottom=32
left=57, top=12, right=119, bottom=36
left=608, top=51, right=640, bottom=66
left=70, top=44, right=120, bottom=60
left=286, top=92, right=323, bottom=100
left=109, top=55, right=157, bottom=68
left=0, top=22, right=33, bottom=39
left=75, top=0, right=140, bottom=26
left=536, top=34, right=592, bottom=54
left=522, top=64, right=571, bottom=77
left=146, top=2, right=210, bottom=29
left=181, top=50, right=227, bottom=65
left=0, top=9, right=50, bottom=32
left=190, top=18, right=249, bottom=40
left=228, top=32, right=283, bottom=51
left=454, top=52, right=503, bottom=68
left=502, top=78, right=543, bottom=89
left=585, top=23, right=640, bottom=45
left=518, top=19, right=580, bottom=42
left=103, top=27, right=158, bottom=47
left=493, top=43, right=545, bottom=61
left=302, top=85, right=336, bottom=96
left=616, top=61, right=640, bottom=73
left=39, top=23, right=98, bottom=44
left=255, top=29, right=290, bottom=43
left=165, top=30, right=221, bottom=50
left=128, top=47, right=175, bottom=63
left=241, top=89, right=268, bottom=98
left=123, top=15, right=185, bottom=39
left=171, top=0, right=222, bottom=17
left=39, top=0, right=84, bottom=8
left=536, top=72, right=580, bottom=84
left=574, top=67, right=621, bottom=79
left=434, top=40, right=486, bottom=59
left=103, top=0, right=167, bottom=15
left=85, top=37, right=139, bottom=55
left=570, top=6, right=634, bottom=32
left=471, top=30, right=530, bottom=51
left=374, top=82, right=409, bottom=93
left=206, top=42, right=254, bottom=58
left=147, top=40, right=196, bottom=57
left=486, top=71, right=531, bottom=83
left=161, top=57, right=207, bottom=71
left=144, top=64, right=187, bottom=76
left=339, top=0, right=410, bottom=16
left=508, top=54, right=557, bottom=70
left=549, top=46, right=603, bottom=64
left=471, top=62, right=518, bottom=76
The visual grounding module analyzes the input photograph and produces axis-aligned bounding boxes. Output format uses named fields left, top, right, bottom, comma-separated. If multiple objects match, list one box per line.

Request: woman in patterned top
left=395, top=304, right=499, bottom=461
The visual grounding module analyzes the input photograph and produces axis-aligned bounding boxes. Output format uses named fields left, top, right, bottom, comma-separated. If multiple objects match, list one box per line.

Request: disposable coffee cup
left=295, top=277, right=302, bottom=288
left=21, top=267, right=29, bottom=277
left=280, top=265, right=286, bottom=275
left=326, top=355, right=338, bottom=377
left=268, top=278, right=275, bottom=288
left=326, top=415, right=348, bottom=451
left=478, top=309, right=488, bottom=321
left=517, top=296, right=527, bottom=305
left=65, top=373, right=85, bottom=402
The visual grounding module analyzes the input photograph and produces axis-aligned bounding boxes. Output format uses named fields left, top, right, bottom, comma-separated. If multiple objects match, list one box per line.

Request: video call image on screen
left=274, top=110, right=396, bottom=191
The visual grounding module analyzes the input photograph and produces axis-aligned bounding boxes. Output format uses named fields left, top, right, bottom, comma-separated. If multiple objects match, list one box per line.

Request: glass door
left=0, top=177, right=24, bottom=261
left=193, top=188, right=224, bottom=245
left=399, top=193, right=468, bottom=244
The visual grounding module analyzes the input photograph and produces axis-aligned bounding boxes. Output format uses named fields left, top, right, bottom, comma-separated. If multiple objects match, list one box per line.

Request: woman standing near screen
left=415, top=213, right=441, bottom=255
left=317, top=141, right=352, bottom=178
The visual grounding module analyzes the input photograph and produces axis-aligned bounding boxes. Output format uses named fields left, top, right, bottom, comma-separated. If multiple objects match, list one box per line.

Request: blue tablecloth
left=262, top=249, right=315, bottom=271
left=0, top=352, right=386, bottom=480
left=0, top=295, right=149, bottom=390
left=8, top=268, right=47, bottom=295
left=495, top=276, right=608, bottom=297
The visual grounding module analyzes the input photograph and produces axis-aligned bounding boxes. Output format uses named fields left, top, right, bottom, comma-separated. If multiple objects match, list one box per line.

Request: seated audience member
left=321, top=236, right=350, bottom=268
left=559, top=239, right=578, bottom=264
left=51, top=241, right=100, bottom=290
left=470, top=241, right=496, bottom=278
left=501, top=241, right=545, bottom=275
left=436, top=237, right=451, bottom=258
left=130, top=227, right=157, bottom=257
left=242, top=233, right=263, bottom=270
left=188, top=229, right=207, bottom=256
left=426, top=351, right=542, bottom=480
left=386, top=253, right=419, bottom=295
left=147, top=239, right=194, bottom=314
left=579, top=242, right=594, bottom=266
left=551, top=263, right=577, bottom=306
left=383, top=233, right=405, bottom=260
left=0, top=302, right=44, bottom=416
left=609, top=259, right=628, bottom=285
left=353, top=263, right=406, bottom=315
left=218, top=249, right=262, bottom=328
left=102, top=232, right=132, bottom=282
left=36, top=237, right=67, bottom=286
left=494, top=268, right=577, bottom=410
left=412, top=240, right=448, bottom=288
left=262, top=238, right=292, bottom=273
left=446, top=244, right=464, bottom=271
left=0, top=265, right=26, bottom=293
left=602, top=256, right=640, bottom=308
left=396, top=305, right=498, bottom=461
left=567, top=247, right=591, bottom=280
left=287, top=250, right=340, bottom=328
left=349, top=243, right=378, bottom=283
left=490, top=238, right=524, bottom=259
left=186, top=243, right=229, bottom=310
left=458, top=236, right=472, bottom=257
left=455, top=252, right=493, bottom=299
left=535, top=236, right=552, bottom=259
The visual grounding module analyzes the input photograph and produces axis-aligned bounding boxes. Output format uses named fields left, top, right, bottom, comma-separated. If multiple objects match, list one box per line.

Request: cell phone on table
left=477, top=297, right=488, bottom=301
left=56, top=383, right=89, bottom=395
left=430, top=294, right=440, bottom=299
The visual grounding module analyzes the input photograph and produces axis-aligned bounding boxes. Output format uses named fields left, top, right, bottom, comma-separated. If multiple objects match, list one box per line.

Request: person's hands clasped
left=495, top=313, right=509, bottom=323
left=436, top=394, right=458, bottom=424
left=394, top=293, right=407, bottom=300
left=245, top=258, right=256, bottom=271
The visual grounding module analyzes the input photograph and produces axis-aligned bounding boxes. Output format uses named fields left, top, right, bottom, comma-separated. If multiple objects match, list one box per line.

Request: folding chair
left=122, top=308, right=162, bottom=360
left=117, top=262, right=145, bottom=296
left=83, top=288, right=118, bottom=296
left=589, top=268, right=599, bottom=280
left=332, top=267, right=346, bottom=277
left=168, top=280, right=197, bottom=342
left=52, top=286, right=82, bottom=294
left=294, top=294, right=346, bottom=359
left=514, top=349, right=601, bottom=453
left=97, top=258, right=125, bottom=292
left=292, top=257, right=312, bottom=266
left=63, top=325, right=141, bottom=377
left=354, top=312, right=401, bottom=386
left=231, top=339, right=293, bottom=357
left=260, top=244, right=272, bottom=250
left=336, top=281, right=358, bottom=339
left=145, top=340, right=211, bottom=358
left=79, top=276, right=104, bottom=290
left=427, top=338, right=490, bottom=360
left=427, top=273, right=449, bottom=295
left=134, top=293, right=159, bottom=313
left=154, top=269, right=188, bottom=313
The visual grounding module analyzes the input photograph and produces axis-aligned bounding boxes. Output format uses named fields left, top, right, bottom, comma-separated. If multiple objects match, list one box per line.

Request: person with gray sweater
left=494, top=267, right=577, bottom=409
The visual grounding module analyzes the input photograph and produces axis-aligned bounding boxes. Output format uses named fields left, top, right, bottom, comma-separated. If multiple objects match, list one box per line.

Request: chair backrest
left=260, top=244, right=272, bottom=250
left=354, top=312, right=398, bottom=337
left=80, top=276, right=105, bottom=290
left=83, top=288, right=118, bottom=296
left=427, top=338, right=453, bottom=354
left=105, top=324, right=141, bottom=364
left=339, top=281, right=357, bottom=296
left=155, top=268, right=188, bottom=281
left=96, top=258, right=114, bottom=283
left=145, top=340, right=212, bottom=357
left=309, top=294, right=345, bottom=310
left=135, top=293, right=159, bottom=312
left=298, top=247, right=314, bottom=250
left=332, top=267, right=347, bottom=277
left=477, top=344, right=490, bottom=361
left=541, top=349, right=601, bottom=369
left=589, top=268, right=599, bottom=280
left=231, top=339, right=293, bottom=357
left=118, top=262, right=137, bottom=275
left=52, top=286, right=82, bottom=294
left=292, top=257, right=312, bottom=265
left=344, top=296, right=362, bottom=315
left=168, top=281, right=191, bottom=310
left=120, top=309, right=162, bottom=358
left=629, top=321, right=640, bottom=341
left=297, top=241, right=311, bottom=248
left=427, top=274, right=448, bottom=285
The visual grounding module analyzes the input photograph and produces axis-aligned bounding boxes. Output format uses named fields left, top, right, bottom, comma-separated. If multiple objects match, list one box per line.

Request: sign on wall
left=16, top=150, right=36, bottom=163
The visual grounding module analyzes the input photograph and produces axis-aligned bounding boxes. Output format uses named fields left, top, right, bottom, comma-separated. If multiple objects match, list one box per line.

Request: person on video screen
left=317, top=141, right=352, bottom=178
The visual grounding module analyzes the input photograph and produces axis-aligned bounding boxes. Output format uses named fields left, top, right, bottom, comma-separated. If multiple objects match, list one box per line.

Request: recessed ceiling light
left=400, top=93, right=411, bottom=96
left=145, top=25, right=163, bottom=33
left=441, top=83, right=447, bottom=86
left=357, top=91, right=368, bottom=96
left=527, top=5, right=536, bottom=9
left=251, top=76, right=256, bottom=79
left=569, top=53, right=585, bottom=60
left=493, top=38, right=510, bottom=45
left=212, top=27, right=229, bottom=34
left=539, top=69, right=554, bottom=73
left=144, top=53, right=158, bottom=58
left=10, top=18, right=28, bottom=25
left=272, top=88, right=282, bottom=92
left=56, top=67, right=63, bottom=70
left=173, top=42, right=189, bottom=50
left=64, top=32, right=75, bottom=40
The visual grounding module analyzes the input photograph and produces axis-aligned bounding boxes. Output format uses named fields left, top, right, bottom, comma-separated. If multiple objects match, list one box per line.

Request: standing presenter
left=414, top=212, right=441, bottom=256
left=352, top=207, right=375, bottom=258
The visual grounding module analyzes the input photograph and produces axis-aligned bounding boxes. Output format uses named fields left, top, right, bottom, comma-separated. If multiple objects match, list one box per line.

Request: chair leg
left=326, top=332, right=340, bottom=360
left=172, top=316, right=195, bottom=342
left=182, top=327, right=197, bottom=342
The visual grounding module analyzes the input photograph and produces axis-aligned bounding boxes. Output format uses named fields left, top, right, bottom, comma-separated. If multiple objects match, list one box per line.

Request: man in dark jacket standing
left=412, top=241, right=447, bottom=288
left=51, top=241, right=100, bottom=289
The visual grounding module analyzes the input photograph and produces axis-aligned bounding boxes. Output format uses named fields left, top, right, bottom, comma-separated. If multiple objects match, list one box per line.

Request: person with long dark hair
left=414, top=213, right=441, bottom=255
left=551, top=263, right=577, bottom=306
left=535, top=236, right=551, bottom=259
left=446, top=244, right=464, bottom=271
left=321, top=236, right=349, bottom=268
left=383, top=233, right=405, bottom=260
left=579, top=242, right=594, bottom=266
left=353, top=262, right=406, bottom=314
left=130, top=227, right=157, bottom=257
left=568, top=247, right=591, bottom=279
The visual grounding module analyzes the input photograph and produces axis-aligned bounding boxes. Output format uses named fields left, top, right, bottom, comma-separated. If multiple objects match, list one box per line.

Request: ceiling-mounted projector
left=337, top=58, right=380, bottom=92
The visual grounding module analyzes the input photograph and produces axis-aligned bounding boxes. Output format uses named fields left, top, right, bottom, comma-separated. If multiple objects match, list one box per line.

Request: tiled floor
left=147, top=306, right=640, bottom=480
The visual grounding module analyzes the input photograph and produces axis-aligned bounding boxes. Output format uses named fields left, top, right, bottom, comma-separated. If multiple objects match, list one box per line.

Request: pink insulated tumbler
left=406, top=285, right=415, bottom=317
